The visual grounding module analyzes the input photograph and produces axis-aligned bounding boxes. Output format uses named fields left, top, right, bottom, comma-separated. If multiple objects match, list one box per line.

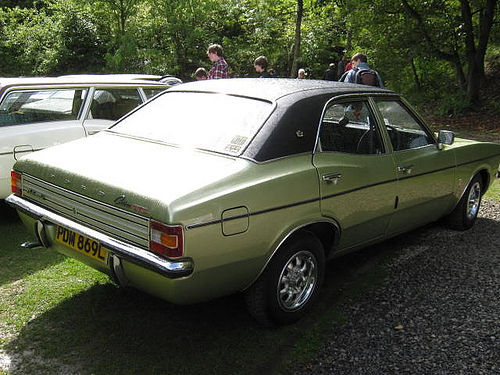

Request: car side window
left=87, top=88, right=141, bottom=121
left=143, top=88, right=167, bottom=100
left=375, top=100, right=434, bottom=151
left=0, top=89, right=87, bottom=127
left=319, top=101, right=384, bottom=155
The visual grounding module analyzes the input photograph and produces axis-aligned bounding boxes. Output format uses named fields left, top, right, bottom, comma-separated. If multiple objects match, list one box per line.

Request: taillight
left=150, top=221, right=184, bottom=258
left=11, top=171, right=22, bottom=195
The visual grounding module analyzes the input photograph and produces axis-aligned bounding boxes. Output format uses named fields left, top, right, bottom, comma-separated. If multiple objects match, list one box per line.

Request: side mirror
left=437, top=130, right=454, bottom=149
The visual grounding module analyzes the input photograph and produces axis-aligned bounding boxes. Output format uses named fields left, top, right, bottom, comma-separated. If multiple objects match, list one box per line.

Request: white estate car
left=0, top=75, right=173, bottom=199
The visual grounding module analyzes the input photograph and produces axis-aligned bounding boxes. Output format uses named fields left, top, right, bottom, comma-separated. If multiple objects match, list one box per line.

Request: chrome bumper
left=6, top=194, right=193, bottom=279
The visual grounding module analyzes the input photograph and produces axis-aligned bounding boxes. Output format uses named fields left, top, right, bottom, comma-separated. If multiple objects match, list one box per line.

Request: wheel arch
left=477, top=168, right=491, bottom=196
left=243, top=219, right=340, bottom=292
left=278, top=220, right=340, bottom=260
left=459, top=168, right=490, bottom=203
left=299, top=221, right=340, bottom=256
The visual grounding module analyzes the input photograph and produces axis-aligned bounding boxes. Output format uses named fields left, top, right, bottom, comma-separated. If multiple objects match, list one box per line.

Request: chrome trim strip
left=0, top=148, right=44, bottom=157
left=22, top=174, right=150, bottom=248
left=185, top=196, right=320, bottom=230
left=6, top=194, right=193, bottom=278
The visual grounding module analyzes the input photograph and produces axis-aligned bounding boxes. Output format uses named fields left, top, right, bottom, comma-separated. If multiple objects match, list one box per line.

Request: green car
left=7, top=79, right=500, bottom=325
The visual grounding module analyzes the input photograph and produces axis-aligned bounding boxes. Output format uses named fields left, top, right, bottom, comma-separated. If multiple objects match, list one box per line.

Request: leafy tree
left=90, top=0, right=143, bottom=35
left=0, top=7, right=59, bottom=75
left=56, top=9, right=107, bottom=74
left=1, top=0, right=497, bottom=113
left=145, top=0, right=222, bottom=77
left=344, top=0, right=498, bottom=105
left=300, top=1, right=345, bottom=79
left=0, top=0, right=49, bottom=9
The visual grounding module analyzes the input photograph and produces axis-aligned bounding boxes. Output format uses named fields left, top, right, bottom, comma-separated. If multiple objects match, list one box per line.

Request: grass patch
left=485, top=177, right=500, bottom=201
left=0, top=200, right=333, bottom=375
left=1, top=197, right=396, bottom=375
left=1, top=121, right=498, bottom=374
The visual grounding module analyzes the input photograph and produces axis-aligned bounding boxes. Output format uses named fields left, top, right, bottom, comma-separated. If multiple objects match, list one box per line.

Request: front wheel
left=245, top=231, right=325, bottom=326
left=446, top=174, right=482, bottom=230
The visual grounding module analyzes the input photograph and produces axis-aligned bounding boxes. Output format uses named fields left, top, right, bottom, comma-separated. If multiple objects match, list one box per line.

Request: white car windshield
left=110, top=91, right=273, bottom=156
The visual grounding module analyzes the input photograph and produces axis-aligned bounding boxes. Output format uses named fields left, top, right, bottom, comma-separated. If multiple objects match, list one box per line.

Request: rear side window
left=0, top=89, right=87, bottom=127
left=143, top=88, right=168, bottom=100
left=87, top=88, right=141, bottom=121
left=319, top=100, right=384, bottom=155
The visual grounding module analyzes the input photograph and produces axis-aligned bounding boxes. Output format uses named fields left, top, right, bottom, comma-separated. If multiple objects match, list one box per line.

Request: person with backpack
left=339, top=53, right=384, bottom=88
left=322, top=63, right=337, bottom=81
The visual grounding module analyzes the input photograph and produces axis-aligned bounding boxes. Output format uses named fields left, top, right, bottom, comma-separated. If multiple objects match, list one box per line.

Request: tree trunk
left=290, top=0, right=303, bottom=78
left=410, top=58, right=421, bottom=90
left=401, top=0, right=472, bottom=97
left=460, top=0, right=497, bottom=103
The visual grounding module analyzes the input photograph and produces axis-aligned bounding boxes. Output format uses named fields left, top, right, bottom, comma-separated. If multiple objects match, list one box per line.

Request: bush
left=436, top=91, right=471, bottom=117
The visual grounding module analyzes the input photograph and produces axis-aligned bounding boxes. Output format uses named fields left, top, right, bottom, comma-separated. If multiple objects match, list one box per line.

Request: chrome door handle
left=322, top=173, right=342, bottom=183
left=397, top=165, right=414, bottom=174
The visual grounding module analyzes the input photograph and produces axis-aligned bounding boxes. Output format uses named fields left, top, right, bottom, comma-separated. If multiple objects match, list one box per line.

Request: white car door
left=0, top=88, right=88, bottom=198
left=81, top=87, right=143, bottom=135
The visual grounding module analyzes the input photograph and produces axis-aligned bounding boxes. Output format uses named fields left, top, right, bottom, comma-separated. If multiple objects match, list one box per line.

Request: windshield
left=110, top=91, right=273, bottom=156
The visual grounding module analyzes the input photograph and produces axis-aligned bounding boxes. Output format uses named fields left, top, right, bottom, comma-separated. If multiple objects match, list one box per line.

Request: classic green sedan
left=7, top=79, right=500, bottom=325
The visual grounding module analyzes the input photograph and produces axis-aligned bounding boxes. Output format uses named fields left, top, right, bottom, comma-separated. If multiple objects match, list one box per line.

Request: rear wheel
left=245, top=231, right=325, bottom=326
left=446, top=174, right=482, bottom=230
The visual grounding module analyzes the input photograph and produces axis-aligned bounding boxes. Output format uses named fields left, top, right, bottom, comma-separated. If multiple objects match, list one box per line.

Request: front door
left=373, top=99, right=456, bottom=234
left=313, top=98, right=398, bottom=250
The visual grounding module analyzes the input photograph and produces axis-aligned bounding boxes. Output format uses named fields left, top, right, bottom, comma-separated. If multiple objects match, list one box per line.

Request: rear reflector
left=11, top=171, right=22, bottom=195
left=150, top=221, right=184, bottom=258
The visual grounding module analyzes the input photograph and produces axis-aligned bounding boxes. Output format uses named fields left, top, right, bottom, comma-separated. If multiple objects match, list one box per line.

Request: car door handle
left=87, top=130, right=100, bottom=135
left=322, top=173, right=342, bottom=183
left=14, top=145, right=34, bottom=161
left=397, top=165, right=414, bottom=174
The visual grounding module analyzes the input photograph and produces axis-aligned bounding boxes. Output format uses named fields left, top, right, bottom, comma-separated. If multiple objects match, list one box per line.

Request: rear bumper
left=6, top=194, right=194, bottom=279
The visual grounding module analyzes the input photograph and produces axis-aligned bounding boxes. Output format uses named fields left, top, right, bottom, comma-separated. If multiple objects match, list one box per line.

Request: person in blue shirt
left=340, top=53, right=384, bottom=88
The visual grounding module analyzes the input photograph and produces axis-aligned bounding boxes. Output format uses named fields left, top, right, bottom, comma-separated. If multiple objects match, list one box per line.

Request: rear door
left=82, top=87, right=143, bottom=135
left=313, top=97, right=398, bottom=250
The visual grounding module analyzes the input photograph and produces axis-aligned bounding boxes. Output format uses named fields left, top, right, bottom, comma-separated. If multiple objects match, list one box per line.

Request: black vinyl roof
left=170, top=78, right=390, bottom=102
left=171, top=78, right=392, bottom=163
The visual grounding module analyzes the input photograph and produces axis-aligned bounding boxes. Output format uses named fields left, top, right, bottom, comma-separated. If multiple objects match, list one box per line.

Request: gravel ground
left=293, top=199, right=500, bottom=375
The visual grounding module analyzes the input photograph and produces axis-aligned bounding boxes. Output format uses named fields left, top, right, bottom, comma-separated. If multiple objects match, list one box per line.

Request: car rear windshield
left=109, top=91, right=273, bottom=156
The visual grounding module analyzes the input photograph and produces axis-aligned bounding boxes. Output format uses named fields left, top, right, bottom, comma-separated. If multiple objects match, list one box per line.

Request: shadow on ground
left=2, top=229, right=403, bottom=375
left=4, top=210, right=498, bottom=374
left=0, top=201, right=65, bottom=286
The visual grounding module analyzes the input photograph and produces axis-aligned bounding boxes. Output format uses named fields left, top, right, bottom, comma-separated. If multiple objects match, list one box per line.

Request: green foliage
left=0, top=7, right=60, bottom=75
left=105, top=34, right=140, bottom=73
left=56, top=10, right=107, bottom=74
left=0, top=0, right=498, bottom=111
left=300, top=2, right=345, bottom=79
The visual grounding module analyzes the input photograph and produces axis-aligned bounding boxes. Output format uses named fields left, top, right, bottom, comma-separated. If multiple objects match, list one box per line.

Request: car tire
left=245, top=231, right=325, bottom=326
left=446, top=174, right=482, bottom=230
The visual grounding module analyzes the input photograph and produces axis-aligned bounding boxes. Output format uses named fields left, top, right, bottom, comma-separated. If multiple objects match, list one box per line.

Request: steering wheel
left=356, top=128, right=373, bottom=154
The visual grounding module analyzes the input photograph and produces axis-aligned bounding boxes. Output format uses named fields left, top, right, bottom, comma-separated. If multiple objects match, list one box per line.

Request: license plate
left=55, top=226, right=107, bottom=263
